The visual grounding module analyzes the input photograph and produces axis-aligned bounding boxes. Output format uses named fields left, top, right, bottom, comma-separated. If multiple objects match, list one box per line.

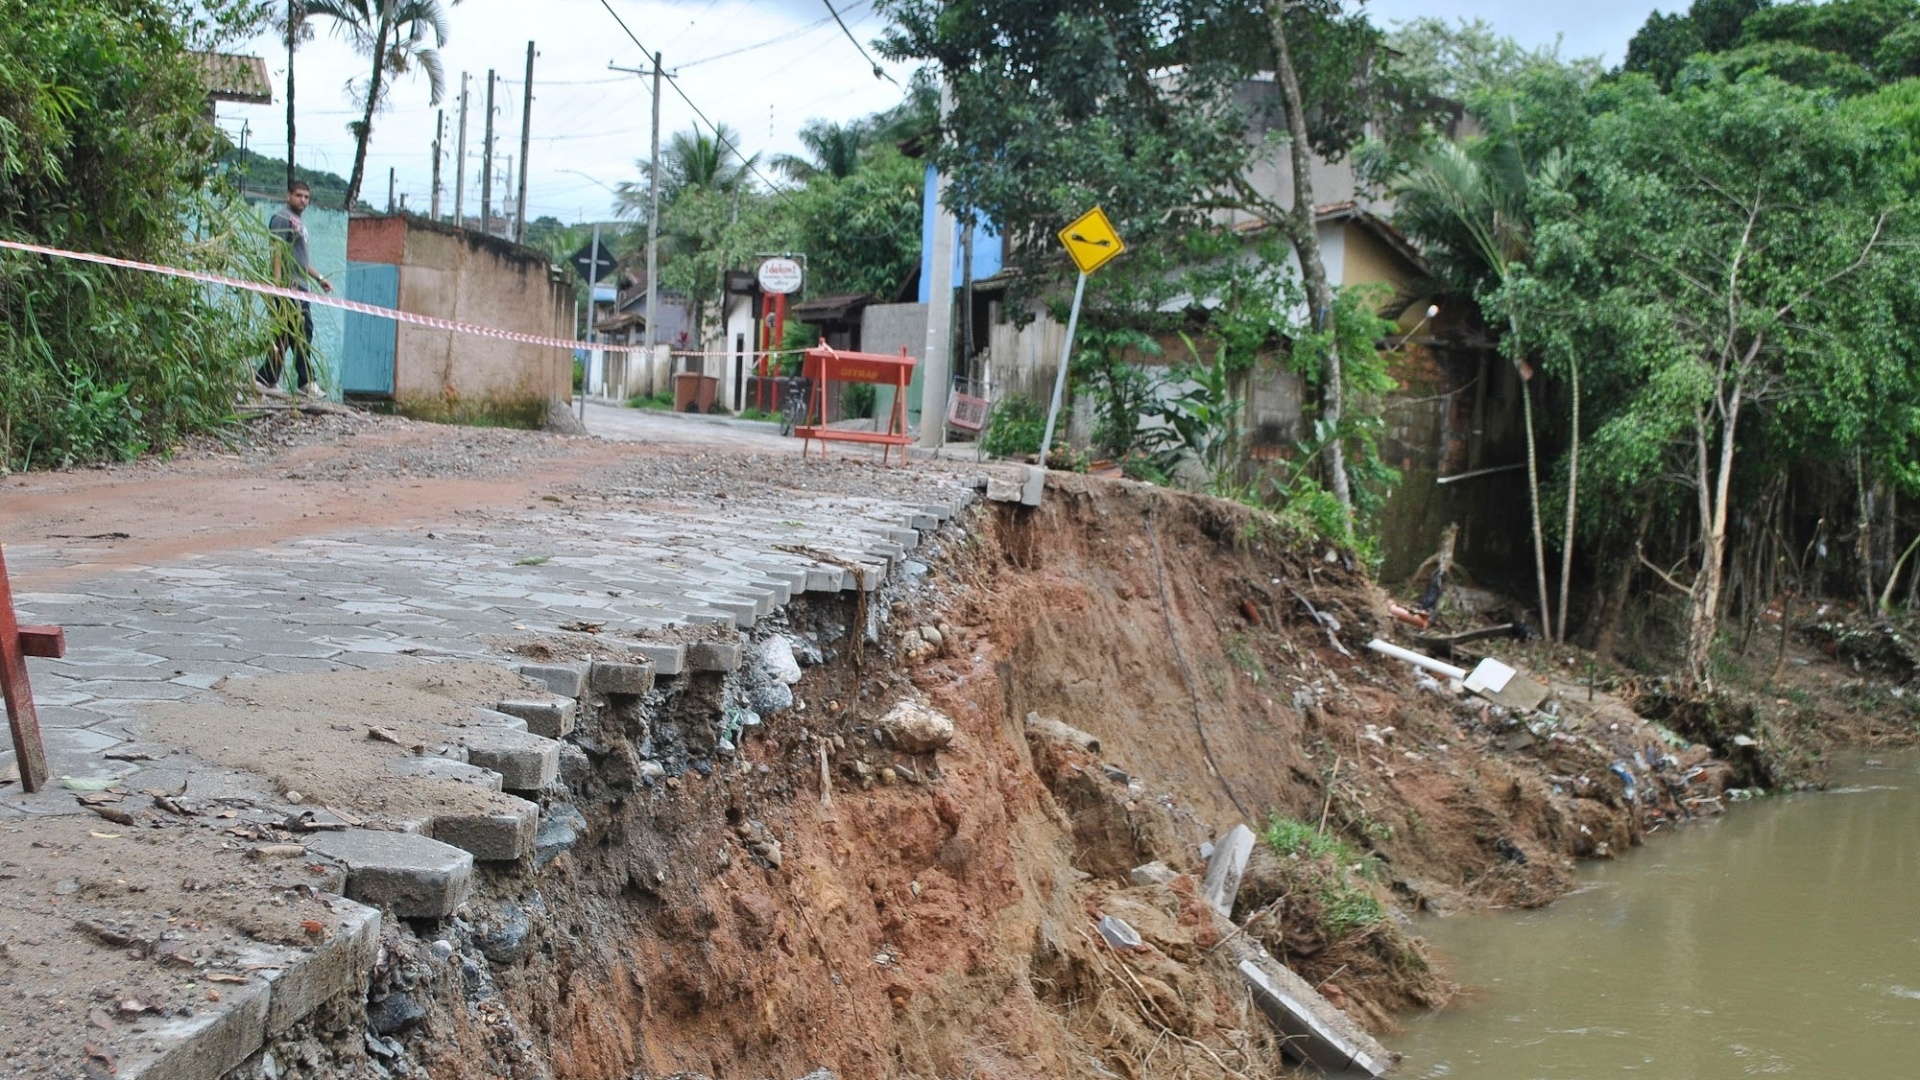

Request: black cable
left=822, top=0, right=898, bottom=85
left=595, top=0, right=795, bottom=198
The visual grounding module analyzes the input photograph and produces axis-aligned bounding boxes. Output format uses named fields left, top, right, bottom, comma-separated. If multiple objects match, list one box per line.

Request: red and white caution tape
left=0, top=237, right=804, bottom=359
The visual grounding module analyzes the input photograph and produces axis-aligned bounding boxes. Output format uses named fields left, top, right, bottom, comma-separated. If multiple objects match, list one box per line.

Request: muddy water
left=1393, top=754, right=1920, bottom=1077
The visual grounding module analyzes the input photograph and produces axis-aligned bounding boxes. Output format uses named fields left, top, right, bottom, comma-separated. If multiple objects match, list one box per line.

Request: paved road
left=1, top=416, right=980, bottom=814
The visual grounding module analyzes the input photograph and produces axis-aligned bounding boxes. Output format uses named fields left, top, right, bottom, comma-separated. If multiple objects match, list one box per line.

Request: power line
left=595, top=0, right=793, bottom=198
left=676, top=5, right=861, bottom=70
left=822, top=0, right=898, bottom=85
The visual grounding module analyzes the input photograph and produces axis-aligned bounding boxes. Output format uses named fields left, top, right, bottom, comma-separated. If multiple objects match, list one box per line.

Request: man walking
left=259, top=181, right=333, bottom=396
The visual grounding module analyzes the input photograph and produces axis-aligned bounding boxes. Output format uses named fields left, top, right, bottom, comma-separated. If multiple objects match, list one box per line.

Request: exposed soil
left=7, top=408, right=1914, bottom=1080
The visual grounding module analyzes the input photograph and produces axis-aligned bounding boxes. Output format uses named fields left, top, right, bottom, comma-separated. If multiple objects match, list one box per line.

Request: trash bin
left=673, top=372, right=720, bottom=413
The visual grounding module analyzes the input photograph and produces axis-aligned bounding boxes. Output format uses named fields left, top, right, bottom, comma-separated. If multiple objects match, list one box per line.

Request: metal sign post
left=0, top=545, right=63, bottom=793
left=1039, top=207, right=1126, bottom=467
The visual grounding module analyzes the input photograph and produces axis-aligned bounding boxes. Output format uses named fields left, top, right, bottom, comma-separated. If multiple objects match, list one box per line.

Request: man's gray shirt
left=269, top=207, right=318, bottom=292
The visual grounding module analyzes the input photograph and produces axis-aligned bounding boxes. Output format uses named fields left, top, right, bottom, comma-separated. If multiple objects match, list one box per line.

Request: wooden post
left=0, top=545, right=63, bottom=793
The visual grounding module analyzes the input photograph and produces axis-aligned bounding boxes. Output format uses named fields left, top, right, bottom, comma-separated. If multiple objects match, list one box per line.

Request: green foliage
left=978, top=394, right=1050, bottom=459
left=841, top=381, right=876, bottom=420
left=1136, top=334, right=1241, bottom=484
left=785, top=147, right=923, bottom=298
left=1, top=0, right=273, bottom=471
left=218, top=147, right=356, bottom=209
left=626, top=389, right=673, bottom=411
left=1625, top=0, right=1920, bottom=93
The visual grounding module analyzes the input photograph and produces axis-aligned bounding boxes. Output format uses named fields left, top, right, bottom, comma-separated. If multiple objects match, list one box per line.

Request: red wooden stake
left=0, top=545, right=60, bottom=793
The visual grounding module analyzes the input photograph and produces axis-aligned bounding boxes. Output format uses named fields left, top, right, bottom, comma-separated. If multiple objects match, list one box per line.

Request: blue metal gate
left=342, top=262, right=398, bottom=396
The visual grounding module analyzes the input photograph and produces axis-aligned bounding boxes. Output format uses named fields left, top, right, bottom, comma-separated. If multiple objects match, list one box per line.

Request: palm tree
left=277, top=1, right=316, bottom=192
left=1393, top=136, right=1576, bottom=642
left=615, top=124, right=760, bottom=217
left=303, top=0, right=459, bottom=210
left=771, top=119, right=867, bottom=182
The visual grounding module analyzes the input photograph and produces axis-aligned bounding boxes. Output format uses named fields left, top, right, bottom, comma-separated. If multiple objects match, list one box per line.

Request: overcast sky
left=219, top=1, right=1669, bottom=224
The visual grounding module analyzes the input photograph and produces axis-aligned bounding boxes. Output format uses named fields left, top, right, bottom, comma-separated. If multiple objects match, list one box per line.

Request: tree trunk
left=1263, top=0, right=1351, bottom=516
left=1556, top=355, right=1581, bottom=643
left=1519, top=367, right=1551, bottom=640
left=1685, top=380, right=1745, bottom=690
left=342, top=16, right=391, bottom=212
left=286, top=0, right=298, bottom=191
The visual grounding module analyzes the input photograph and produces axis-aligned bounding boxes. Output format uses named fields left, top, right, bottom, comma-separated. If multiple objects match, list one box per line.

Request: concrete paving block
left=922, top=503, right=954, bottom=522
left=910, top=512, right=940, bottom=532
left=388, top=755, right=502, bottom=793
left=306, top=830, right=474, bottom=919
left=985, top=473, right=1025, bottom=503
left=1021, top=464, right=1047, bottom=507
left=518, top=662, right=587, bottom=698
left=628, top=641, right=686, bottom=676
left=429, top=793, right=540, bottom=862
left=746, top=563, right=809, bottom=593
left=805, top=566, right=850, bottom=593
left=747, top=577, right=793, bottom=606
left=698, top=595, right=760, bottom=627
left=589, top=659, right=654, bottom=696
left=253, top=899, right=382, bottom=1036
left=119, top=979, right=270, bottom=1080
left=885, top=527, right=921, bottom=550
left=495, top=696, right=577, bottom=738
left=1203, top=824, right=1257, bottom=916
left=686, top=639, right=744, bottom=672
left=468, top=706, right=528, bottom=732
left=459, top=727, right=562, bottom=791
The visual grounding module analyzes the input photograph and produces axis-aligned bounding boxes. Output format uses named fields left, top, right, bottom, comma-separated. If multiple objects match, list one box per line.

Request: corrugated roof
left=195, top=53, right=273, bottom=105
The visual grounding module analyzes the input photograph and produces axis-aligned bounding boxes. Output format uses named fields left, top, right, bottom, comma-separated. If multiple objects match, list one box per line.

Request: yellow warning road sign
left=1058, top=207, right=1126, bottom=275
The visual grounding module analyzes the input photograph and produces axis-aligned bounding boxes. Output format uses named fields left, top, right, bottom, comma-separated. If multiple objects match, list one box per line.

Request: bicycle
left=779, top=375, right=815, bottom=437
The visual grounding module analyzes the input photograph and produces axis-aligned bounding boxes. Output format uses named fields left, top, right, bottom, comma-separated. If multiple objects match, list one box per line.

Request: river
left=1391, top=754, right=1920, bottom=1077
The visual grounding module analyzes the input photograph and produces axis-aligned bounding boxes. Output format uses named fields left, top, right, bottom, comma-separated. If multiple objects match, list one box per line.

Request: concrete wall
left=350, top=215, right=571, bottom=421
left=253, top=197, right=346, bottom=392
left=862, top=302, right=929, bottom=427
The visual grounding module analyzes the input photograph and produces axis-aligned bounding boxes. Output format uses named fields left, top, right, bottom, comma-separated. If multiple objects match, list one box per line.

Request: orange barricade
left=0, top=545, right=64, bottom=793
left=794, top=345, right=918, bottom=465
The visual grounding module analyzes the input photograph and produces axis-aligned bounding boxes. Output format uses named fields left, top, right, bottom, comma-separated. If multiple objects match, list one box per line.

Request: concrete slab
left=629, top=641, right=686, bottom=676
left=588, top=659, right=654, bottom=696
left=686, top=639, right=744, bottom=672
left=119, top=979, right=271, bottom=1080
left=494, top=696, right=577, bottom=739
left=306, top=830, right=475, bottom=919
left=1238, top=959, right=1389, bottom=1076
left=388, top=754, right=503, bottom=792
left=517, top=662, right=587, bottom=698
left=1202, top=824, right=1257, bottom=916
left=429, top=793, right=539, bottom=862
left=251, top=898, right=383, bottom=1036
left=457, top=727, right=561, bottom=791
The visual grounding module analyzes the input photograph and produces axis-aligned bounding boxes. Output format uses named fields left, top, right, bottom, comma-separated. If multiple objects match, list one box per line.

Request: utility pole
left=502, top=155, right=514, bottom=236
left=431, top=110, right=444, bottom=220
left=610, top=54, right=665, bottom=372
left=481, top=69, right=496, bottom=236
left=387, top=167, right=396, bottom=214
left=515, top=41, right=535, bottom=244
left=454, top=73, right=469, bottom=226
left=918, top=83, right=957, bottom=449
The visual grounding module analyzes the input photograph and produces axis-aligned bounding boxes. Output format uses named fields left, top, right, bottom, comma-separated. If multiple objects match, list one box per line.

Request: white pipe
left=1365, top=638, right=1467, bottom=680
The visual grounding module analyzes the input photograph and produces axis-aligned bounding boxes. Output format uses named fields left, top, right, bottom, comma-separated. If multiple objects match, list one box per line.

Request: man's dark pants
left=258, top=298, right=314, bottom=388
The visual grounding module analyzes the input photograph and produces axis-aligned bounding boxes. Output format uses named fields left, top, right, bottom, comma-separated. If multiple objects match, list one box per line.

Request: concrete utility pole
left=481, top=69, right=496, bottom=236
left=387, top=167, right=396, bottom=213
left=430, top=110, right=444, bottom=220
left=610, top=54, right=666, bottom=368
left=502, top=156, right=514, bottom=236
left=515, top=41, right=534, bottom=244
left=454, top=74, right=469, bottom=226
left=918, top=83, right=958, bottom=449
